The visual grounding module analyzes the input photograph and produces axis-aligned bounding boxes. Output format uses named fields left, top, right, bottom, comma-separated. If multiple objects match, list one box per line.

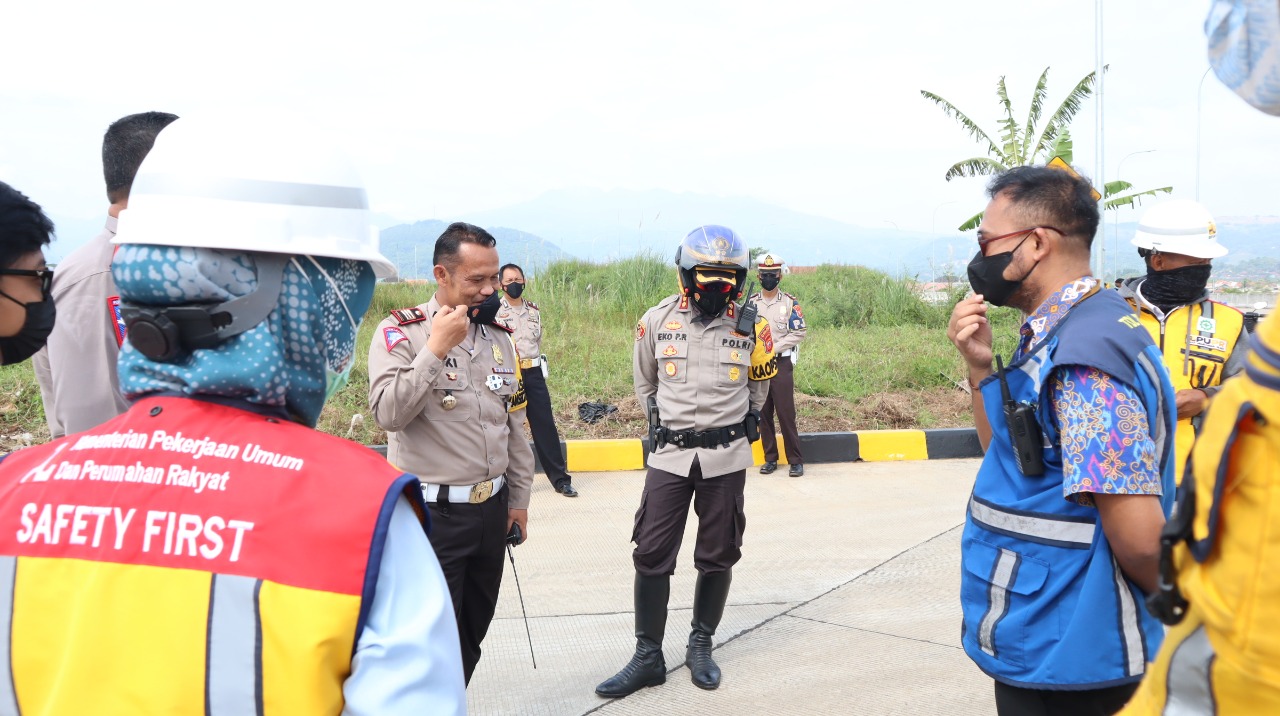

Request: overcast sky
left=2, top=0, right=1275, bottom=254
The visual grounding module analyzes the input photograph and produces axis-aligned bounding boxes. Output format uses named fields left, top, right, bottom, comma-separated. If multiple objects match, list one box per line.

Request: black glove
left=745, top=409, right=761, bottom=443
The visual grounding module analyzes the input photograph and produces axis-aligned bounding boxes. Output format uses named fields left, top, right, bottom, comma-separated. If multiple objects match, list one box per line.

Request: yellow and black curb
left=372, top=428, right=982, bottom=473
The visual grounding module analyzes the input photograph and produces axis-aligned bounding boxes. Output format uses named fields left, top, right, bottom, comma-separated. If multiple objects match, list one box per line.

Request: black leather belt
left=660, top=421, right=749, bottom=450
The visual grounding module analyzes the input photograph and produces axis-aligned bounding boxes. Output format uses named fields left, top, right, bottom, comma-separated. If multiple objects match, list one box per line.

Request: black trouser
left=631, top=459, right=746, bottom=577
left=426, top=484, right=509, bottom=685
left=760, top=358, right=803, bottom=465
left=994, top=680, right=1138, bottom=716
left=522, top=368, right=570, bottom=486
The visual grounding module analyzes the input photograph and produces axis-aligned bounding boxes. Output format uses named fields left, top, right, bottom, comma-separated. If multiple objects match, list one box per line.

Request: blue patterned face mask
left=113, top=246, right=374, bottom=427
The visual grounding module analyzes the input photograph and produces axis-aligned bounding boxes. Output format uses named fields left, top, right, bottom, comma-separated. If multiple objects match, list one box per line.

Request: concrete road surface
left=467, top=459, right=994, bottom=716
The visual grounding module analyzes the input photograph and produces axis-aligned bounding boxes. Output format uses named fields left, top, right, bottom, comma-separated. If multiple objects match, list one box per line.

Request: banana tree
left=922, top=68, right=1172, bottom=231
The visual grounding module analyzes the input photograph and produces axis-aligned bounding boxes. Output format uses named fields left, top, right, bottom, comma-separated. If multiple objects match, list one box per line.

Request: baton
left=505, top=523, right=537, bottom=668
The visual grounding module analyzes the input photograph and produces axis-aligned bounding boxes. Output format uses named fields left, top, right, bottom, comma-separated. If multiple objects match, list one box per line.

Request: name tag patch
left=1189, top=335, right=1228, bottom=352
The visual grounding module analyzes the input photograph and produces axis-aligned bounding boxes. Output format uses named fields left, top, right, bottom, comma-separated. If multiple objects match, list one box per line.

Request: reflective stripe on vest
left=978, top=548, right=1019, bottom=658
left=207, top=574, right=263, bottom=716
left=1112, top=558, right=1147, bottom=677
left=0, top=556, right=16, bottom=716
left=968, top=496, right=1095, bottom=549
left=1164, top=625, right=1216, bottom=715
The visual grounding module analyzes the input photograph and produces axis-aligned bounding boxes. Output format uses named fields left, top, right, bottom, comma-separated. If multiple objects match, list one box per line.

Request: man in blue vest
left=947, top=165, right=1177, bottom=716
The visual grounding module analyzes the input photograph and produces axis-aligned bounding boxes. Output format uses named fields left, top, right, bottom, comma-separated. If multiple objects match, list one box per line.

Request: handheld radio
left=996, top=355, right=1045, bottom=477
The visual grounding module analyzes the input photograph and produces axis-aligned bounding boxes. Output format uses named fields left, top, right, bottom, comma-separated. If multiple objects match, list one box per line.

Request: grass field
left=0, top=258, right=1023, bottom=450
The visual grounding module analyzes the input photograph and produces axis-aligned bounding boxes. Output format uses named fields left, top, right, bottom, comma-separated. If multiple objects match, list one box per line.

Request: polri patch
left=636, top=322, right=646, bottom=341
left=384, top=326, right=409, bottom=352
left=108, top=296, right=126, bottom=347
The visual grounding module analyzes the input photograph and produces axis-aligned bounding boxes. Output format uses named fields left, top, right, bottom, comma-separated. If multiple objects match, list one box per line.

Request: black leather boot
left=595, top=574, right=670, bottom=698
left=686, top=569, right=732, bottom=690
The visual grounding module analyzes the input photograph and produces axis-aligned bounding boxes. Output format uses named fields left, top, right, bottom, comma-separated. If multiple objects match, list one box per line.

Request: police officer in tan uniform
left=35, top=111, right=178, bottom=438
left=596, top=225, right=776, bottom=699
left=497, top=262, right=577, bottom=497
left=750, top=251, right=808, bottom=477
left=367, top=222, right=534, bottom=685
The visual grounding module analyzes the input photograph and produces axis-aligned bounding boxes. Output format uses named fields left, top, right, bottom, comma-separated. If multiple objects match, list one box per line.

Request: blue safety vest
left=961, top=289, right=1177, bottom=689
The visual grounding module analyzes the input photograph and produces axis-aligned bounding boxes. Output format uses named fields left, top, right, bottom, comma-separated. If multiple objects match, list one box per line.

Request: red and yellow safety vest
left=0, top=396, right=424, bottom=715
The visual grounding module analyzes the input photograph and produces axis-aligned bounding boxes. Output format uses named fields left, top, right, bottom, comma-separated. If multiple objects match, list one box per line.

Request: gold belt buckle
left=519, top=358, right=533, bottom=370
left=469, top=479, right=493, bottom=504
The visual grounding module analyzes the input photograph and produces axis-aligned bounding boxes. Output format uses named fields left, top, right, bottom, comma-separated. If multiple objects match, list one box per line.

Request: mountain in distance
left=459, top=188, right=939, bottom=272
left=378, top=220, right=572, bottom=280
left=459, top=188, right=1280, bottom=280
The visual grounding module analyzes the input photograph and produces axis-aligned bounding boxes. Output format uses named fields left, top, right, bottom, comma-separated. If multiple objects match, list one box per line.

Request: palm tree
left=922, top=68, right=1171, bottom=230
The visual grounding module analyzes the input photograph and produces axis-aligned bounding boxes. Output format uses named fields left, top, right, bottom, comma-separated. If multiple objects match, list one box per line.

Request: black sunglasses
left=0, top=268, right=54, bottom=294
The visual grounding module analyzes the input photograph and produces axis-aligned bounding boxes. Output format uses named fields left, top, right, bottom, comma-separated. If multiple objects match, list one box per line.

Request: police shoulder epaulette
left=526, top=300, right=539, bottom=311
left=656, top=294, right=681, bottom=309
left=390, top=307, right=427, bottom=325
left=784, top=291, right=799, bottom=302
left=489, top=321, right=515, bottom=334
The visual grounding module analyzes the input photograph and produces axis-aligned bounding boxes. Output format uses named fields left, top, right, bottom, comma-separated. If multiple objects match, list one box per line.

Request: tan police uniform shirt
left=634, top=294, right=775, bottom=478
left=749, top=289, right=807, bottom=358
left=367, top=296, right=535, bottom=509
left=496, top=297, right=542, bottom=362
left=34, top=217, right=129, bottom=439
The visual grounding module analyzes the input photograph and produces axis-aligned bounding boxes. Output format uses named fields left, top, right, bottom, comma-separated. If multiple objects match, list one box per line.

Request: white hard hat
left=1130, top=199, right=1227, bottom=259
left=115, top=115, right=395, bottom=277
left=756, top=252, right=784, bottom=269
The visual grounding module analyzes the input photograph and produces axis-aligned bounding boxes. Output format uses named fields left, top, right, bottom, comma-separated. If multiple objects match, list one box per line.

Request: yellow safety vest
left=1129, top=298, right=1244, bottom=483
left=1120, top=313, right=1280, bottom=715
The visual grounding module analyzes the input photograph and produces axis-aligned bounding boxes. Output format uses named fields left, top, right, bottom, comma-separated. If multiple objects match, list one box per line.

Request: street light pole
left=932, top=200, right=959, bottom=283
left=1196, top=67, right=1213, bottom=201
left=1113, top=149, right=1156, bottom=283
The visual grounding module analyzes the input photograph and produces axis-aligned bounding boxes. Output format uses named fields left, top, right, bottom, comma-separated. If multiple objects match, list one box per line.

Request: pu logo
left=1197, top=317, right=1216, bottom=334
left=20, top=444, right=67, bottom=483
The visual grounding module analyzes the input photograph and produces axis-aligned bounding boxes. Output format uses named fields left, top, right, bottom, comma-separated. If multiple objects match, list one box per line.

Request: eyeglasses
left=0, top=268, right=53, bottom=294
left=976, top=226, right=1063, bottom=257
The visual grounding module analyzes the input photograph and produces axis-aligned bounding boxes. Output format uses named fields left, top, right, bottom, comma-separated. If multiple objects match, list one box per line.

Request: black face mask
left=504, top=282, right=525, bottom=299
left=0, top=295, right=55, bottom=365
left=1141, top=263, right=1212, bottom=312
left=759, top=273, right=781, bottom=291
left=966, top=236, right=1037, bottom=308
left=468, top=290, right=502, bottom=325
left=692, top=285, right=734, bottom=318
